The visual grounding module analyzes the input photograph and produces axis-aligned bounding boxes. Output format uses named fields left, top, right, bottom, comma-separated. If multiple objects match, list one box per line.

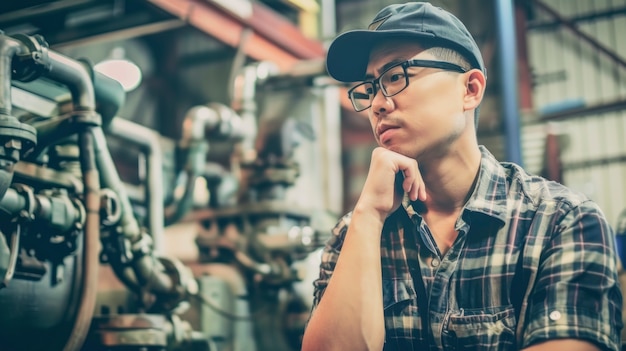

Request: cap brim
left=326, top=30, right=436, bottom=82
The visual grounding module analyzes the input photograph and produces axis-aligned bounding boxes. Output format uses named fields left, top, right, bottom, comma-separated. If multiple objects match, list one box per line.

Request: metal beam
left=477, top=98, right=626, bottom=139
left=281, top=0, right=319, bottom=12
left=528, top=6, right=626, bottom=30
left=147, top=0, right=325, bottom=72
left=51, top=18, right=185, bottom=49
left=533, top=0, right=626, bottom=70
left=540, top=98, right=626, bottom=122
left=238, top=0, right=324, bottom=58
left=0, top=0, right=95, bottom=24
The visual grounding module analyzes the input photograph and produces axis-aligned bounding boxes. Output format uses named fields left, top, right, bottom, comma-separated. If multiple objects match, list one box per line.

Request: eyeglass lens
left=350, top=64, right=408, bottom=111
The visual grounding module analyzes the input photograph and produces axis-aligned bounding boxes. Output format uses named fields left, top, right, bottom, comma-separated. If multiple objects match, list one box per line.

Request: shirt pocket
left=447, top=305, right=517, bottom=351
left=382, top=279, right=421, bottom=350
left=382, top=279, right=415, bottom=310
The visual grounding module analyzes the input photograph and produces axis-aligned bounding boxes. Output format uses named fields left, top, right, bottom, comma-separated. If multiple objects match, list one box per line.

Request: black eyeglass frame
left=347, top=59, right=469, bottom=112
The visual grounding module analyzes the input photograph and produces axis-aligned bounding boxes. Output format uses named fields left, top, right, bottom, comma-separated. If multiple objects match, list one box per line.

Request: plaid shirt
left=311, top=146, right=622, bottom=351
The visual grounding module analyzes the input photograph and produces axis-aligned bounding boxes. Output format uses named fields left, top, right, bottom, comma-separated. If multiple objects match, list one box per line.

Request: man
left=301, top=2, right=622, bottom=351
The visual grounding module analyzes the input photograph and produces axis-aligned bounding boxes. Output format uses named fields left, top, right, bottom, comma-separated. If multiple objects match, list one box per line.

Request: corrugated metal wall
left=524, top=0, right=626, bottom=227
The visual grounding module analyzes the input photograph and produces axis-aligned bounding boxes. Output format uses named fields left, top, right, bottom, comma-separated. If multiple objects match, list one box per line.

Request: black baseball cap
left=326, top=2, right=486, bottom=82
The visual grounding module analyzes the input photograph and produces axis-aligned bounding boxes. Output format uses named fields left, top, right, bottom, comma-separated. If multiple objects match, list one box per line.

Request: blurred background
left=0, top=0, right=625, bottom=350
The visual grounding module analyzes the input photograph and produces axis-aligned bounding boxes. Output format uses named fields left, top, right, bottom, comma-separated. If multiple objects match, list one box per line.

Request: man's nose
left=371, top=90, right=393, bottom=114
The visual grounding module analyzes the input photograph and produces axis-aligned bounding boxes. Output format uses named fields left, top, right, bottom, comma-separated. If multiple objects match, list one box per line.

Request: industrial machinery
left=0, top=30, right=329, bottom=351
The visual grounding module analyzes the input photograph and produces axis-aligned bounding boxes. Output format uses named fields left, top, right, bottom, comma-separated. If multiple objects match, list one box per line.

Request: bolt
left=4, top=139, right=22, bottom=150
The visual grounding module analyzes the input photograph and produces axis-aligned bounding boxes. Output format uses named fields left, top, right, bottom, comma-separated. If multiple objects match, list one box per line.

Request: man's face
left=364, top=40, right=470, bottom=160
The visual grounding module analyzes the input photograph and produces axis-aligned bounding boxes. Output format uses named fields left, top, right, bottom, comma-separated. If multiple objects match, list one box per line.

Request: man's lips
left=377, top=124, right=400, bottom=139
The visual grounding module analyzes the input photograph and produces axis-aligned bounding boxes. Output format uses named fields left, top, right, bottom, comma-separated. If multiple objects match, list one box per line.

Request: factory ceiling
left=0, top=0, right=329, bottom=142
left=0, top=0, right=326, bottom=71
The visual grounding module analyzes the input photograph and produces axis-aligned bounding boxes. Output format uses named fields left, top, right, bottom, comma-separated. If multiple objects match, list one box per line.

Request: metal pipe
left=30, top=71, right=125, bottom=157
left=0, top=34, right=36, bottom=200
left=232, top=62, right=278, bottom=163
left=94, top=118, right=189, bottom=307
left=164, top=106, right=211, bottom=226
left=93, top=122, right=182, bottom=300
left=108, top=117, right=164, bottom=253
left=236, top=65, right=260, bottom=162
left=0, top=35, right=16, bottom=194
left=92, top=126, right=141, bottom=239
left=165, top=103, right=244, bottom=225
left=91, top=71, right=126, bottom=127
left=132, top=255, right=178, bottom=293
left=495, top=0, right=523, bottom=165
left=30, top=114, right=81, bottom=157
left=63, top=128, right=100, bottom=351
left=0, top=35, right=25, bottom=116
left=46, top=51, right=95, bottom=111
left=28, top=50, right=98, bottom=159
left=0, top=187, right=84, bottom=233
left=0, top=161, right=15, bottom=201
left=40, top=48, right=100, bottom=351
left=180, top=105, right=222, bottom=142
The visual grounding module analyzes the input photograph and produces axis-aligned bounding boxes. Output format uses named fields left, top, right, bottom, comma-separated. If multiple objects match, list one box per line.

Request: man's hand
left=355, top=147, right=426, bottom=221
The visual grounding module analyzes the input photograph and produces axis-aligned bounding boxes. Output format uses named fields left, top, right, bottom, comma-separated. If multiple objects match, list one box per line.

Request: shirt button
left=431, top=258, right=440, bottom=267
left=549, top=310, right=561, bottom=321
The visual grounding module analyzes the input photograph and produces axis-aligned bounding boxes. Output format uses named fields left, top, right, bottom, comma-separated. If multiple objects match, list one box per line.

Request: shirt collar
left=405, top=146, right=509, bottom=225
left=462, top=145, right=509, bottom=225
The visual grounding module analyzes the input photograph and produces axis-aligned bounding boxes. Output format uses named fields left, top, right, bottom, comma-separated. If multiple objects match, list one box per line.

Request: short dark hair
left=423, top=46, right=472, bottom=72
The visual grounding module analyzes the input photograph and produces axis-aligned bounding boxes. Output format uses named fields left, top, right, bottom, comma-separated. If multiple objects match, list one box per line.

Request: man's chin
left=381, top=144, right=418, bottom=159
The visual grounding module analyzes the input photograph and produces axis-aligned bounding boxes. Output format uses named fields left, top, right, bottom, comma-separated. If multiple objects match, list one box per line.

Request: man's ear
left=463, top=69, right=486, bottom=110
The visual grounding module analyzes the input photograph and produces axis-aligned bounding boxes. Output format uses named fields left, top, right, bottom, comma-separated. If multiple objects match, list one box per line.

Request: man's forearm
left=302, top=208, right=387, bottom=351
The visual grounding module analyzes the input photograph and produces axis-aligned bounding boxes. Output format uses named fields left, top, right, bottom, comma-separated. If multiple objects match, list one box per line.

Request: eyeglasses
left=347, top=59, right=468, bottom=112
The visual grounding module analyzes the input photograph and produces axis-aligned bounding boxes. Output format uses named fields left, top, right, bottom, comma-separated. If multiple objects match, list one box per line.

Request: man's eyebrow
left=364, top=59, right=406, bottom=80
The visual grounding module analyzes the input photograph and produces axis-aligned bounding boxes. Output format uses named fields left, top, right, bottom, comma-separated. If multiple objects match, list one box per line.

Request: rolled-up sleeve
left=310, top=212, right=351, bottom=311
left=523, top=200, right=623, bottom=351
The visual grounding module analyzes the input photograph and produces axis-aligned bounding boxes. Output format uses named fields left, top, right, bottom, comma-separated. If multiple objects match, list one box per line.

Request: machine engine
left=0, top=31, right=329, bottom=351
